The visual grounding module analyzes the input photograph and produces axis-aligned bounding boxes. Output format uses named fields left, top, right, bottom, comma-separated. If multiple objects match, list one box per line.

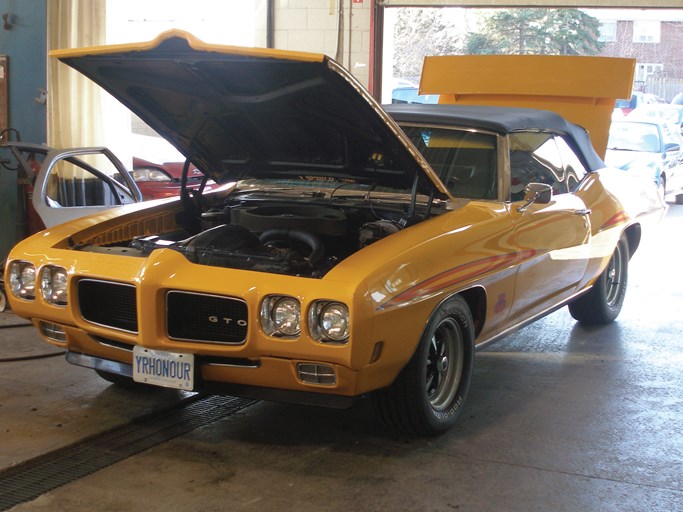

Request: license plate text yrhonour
left=133, top=346, right=194, bottom=390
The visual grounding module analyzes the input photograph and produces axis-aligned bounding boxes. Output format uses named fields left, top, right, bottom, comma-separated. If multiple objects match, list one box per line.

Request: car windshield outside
left=630, top=104, right=683, bottom=126
left=608, top=121, right=663, bottom=153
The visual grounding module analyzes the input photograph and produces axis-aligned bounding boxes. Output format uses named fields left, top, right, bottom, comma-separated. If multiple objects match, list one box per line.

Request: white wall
left=274, top=0, right=373, bottom=88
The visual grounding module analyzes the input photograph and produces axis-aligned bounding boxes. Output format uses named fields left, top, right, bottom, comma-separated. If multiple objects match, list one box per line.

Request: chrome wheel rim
left=426, top=317, right=464, bottom=411
left=605, top=243, right=624, bottom=306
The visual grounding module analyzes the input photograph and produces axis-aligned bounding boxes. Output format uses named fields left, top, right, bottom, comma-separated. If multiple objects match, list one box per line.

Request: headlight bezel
left=308, top=300, right=350, bottom=344
left=8, top=261, right=37, bottom=300
left=40, top=265, right=69, bottom=306
left=260, top=295, right=301, bottom=338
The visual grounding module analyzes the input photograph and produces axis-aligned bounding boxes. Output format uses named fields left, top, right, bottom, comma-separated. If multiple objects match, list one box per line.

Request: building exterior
left=594, top=9, right=683, bottom=100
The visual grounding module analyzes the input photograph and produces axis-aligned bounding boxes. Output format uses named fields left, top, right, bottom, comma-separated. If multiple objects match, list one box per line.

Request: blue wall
left=0, top=0, right=46, bottom=261
left=0, top=0, right=46, bottom=143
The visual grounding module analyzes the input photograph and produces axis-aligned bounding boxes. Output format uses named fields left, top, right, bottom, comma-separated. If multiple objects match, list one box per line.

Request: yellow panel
left=419, top=55, right=636, bottom=157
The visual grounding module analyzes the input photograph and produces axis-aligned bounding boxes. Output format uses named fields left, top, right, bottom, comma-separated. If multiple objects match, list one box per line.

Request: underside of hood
left=52, top=30, right=446, bottom=198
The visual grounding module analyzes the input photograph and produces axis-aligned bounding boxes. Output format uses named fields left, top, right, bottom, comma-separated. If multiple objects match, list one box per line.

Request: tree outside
left=393, top=8, right=604, bottom=83
left=465, top=8, right=604, bottom=56
left=393, top=8, right=461, bottom=82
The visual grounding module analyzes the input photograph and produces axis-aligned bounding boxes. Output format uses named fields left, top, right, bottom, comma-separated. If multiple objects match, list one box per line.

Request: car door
left=33, top=147, right=143, bottom=228
left=506, top=132, right=591, bottom=324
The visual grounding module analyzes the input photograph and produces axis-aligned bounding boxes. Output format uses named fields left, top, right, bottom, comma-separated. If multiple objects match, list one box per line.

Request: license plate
left=133, top=346, right=194, bottom=390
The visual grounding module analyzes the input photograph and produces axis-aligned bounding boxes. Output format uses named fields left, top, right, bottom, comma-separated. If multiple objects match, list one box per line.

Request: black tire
left=568, top=236, right=628, bottom=325
left=374, top=295, right=474, bottom=436
left=675, top=193, right=683, bottom=205
left=95, top=369, right=144, bottom=388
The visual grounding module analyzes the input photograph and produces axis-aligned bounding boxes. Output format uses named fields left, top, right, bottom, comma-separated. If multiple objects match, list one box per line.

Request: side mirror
left=664, top=142, right=680, bottom=153
left=517, top=182, right=552, bottom=212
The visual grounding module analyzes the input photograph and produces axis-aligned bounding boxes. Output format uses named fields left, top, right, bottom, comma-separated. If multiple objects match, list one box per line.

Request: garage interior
left=1, top=1, right=682, bottom=511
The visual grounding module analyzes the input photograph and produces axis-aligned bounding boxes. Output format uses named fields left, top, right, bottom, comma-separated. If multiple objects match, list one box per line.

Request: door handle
left=574, top=208, right=591, bottom=216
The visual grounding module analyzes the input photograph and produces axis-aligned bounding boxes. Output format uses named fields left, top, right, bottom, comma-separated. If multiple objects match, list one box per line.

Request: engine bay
left=133, top=201, right=406, bottom=277
left=69, top=159, right=449, bottom=278
left=73, top=187, right=446, bottom=278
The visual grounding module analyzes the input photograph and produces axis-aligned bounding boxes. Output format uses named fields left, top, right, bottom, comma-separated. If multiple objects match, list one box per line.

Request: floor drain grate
left=0, top=394, right=255, bottom=510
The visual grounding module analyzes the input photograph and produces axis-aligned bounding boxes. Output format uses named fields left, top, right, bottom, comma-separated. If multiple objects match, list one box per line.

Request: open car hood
left=52, top=30, right=448, bottom=198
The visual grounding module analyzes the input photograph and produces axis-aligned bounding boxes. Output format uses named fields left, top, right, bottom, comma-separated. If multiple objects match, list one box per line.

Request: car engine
left=123, top=201, right=407, bottom=278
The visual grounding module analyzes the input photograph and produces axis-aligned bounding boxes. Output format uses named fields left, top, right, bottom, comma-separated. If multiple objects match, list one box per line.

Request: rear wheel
left=375, top=296, right=474, bottom=436
left=568, top=236, right=628, bottom=325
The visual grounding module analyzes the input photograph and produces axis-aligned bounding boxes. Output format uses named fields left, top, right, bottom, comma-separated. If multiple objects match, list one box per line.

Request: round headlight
left=319, top=302, right=349, bottom=341
left=272, top=297, right=301, bottom=336
left=40, top=266, right=68, bottom=306
left=309, top=301, right=349, bottom=343
left=8, top=261, right=36, bottom=300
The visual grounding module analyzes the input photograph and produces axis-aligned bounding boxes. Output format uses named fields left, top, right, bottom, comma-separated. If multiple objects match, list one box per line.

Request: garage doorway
left=379, top=7, right=683, bottom=105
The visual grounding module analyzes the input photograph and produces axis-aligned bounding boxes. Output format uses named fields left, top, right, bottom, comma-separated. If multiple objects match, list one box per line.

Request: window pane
left=401, top=125, right=498, bottom=200
left=509, top=132, right=565, bottom=201
left=555, top=136, right=587, bottom=192
left=633, top=20, right=661, bottom=43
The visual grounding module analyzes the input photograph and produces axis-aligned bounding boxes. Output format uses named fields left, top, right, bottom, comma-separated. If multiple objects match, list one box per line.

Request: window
left=660, top=122, right=683, bottom=149
left=635, top=63, right=664, bottom=81
left=633, top=20, right=660, bottom=43
left=44, top=153, right=135, bottom=208
left=400, top=125, right=498, bottom=200
left=509, top=132, right=572, bottom=201
left=555, top=136, right=588, bottom=192
left=599, top=20, right=617, bottom=42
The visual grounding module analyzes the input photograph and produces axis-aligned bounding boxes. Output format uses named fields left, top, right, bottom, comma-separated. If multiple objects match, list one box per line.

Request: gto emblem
left=208, top=316, right=248, bottom=327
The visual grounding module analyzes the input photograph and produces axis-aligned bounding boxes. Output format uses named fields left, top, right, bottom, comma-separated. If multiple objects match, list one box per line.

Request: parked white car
left=606, top=119, right=683, bottom=204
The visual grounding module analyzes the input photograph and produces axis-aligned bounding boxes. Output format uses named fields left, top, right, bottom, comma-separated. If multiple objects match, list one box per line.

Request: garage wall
left=274, top=0, right=374, bottom=87
left=0, top=0, right=47, bottom=144
left=0, top=0, right=46, bottom=262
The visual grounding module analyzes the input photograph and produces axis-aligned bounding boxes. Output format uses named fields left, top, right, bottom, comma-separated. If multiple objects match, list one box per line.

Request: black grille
left=167, top=291, right=248, bottom=344
left=78, top=280, right=138, bottom=333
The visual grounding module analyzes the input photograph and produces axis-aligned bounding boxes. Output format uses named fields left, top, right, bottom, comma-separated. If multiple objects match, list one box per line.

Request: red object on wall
left=353, top=0, right=363, bottom=3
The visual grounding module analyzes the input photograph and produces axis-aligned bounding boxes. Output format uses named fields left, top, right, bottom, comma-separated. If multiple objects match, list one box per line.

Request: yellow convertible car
left=5, top=32, right=663, bottom=436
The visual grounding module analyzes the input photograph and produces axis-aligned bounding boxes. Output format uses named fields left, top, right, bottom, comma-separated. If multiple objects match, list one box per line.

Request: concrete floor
left=1, top=205, right=682, bottom=512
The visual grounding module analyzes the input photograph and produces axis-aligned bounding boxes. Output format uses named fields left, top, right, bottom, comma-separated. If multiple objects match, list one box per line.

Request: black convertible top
left=385, top=104, right=606, bottom=172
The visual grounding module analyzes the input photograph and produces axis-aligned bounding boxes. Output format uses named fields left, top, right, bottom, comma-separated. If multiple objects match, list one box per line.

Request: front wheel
left=374, top=295, right=474, bottom=436
left=568, top=236, right=629, bottom=325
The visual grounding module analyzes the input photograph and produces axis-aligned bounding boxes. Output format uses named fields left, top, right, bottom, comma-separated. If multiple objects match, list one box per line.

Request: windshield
left=399, top=125, right=498, bottom=200
left=608, top=122, right=662, bottom=153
